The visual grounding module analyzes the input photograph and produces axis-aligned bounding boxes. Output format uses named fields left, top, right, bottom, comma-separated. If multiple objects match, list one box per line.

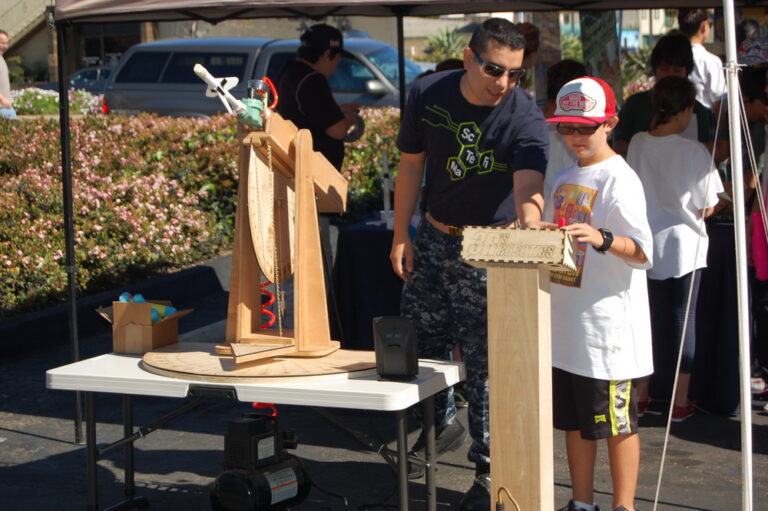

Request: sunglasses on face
left=471, top=48, right=526, bottom=82
left=556, top=123, right=605, bottom=135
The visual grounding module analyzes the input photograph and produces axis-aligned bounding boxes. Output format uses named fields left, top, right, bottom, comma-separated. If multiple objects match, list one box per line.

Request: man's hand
left=513, top=169, right=545, bottom=227
left=0, top=94, right=11, bottom=109
left=390, top=236, right=414, bottom=281
left=389, top=151, right=425, bottom=281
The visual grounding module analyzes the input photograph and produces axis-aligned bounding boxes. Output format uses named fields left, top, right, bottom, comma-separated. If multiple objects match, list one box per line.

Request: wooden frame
left=224, top=113, right=348, bottom=364
left=462, top=226, right=576, bottom=510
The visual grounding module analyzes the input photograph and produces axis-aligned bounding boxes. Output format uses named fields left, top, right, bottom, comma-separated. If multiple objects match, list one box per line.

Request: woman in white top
left=626, top=76, right=723, bottom=422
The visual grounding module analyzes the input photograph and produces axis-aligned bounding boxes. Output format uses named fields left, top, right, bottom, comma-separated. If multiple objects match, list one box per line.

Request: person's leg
left=634, top=377, right=650, bottom=410
left=672, top=271, right=701, bottom=408
left=607, top=433, right=640, bottom=510
left=448, top=252, right=488, bottom=467
left=459, top=334, right=488, bottom=465
left=401, top=221, right=455, bottom=427
left=566, top=431, right=598, bottom=504
left=647, top=277, right=673, bottom=400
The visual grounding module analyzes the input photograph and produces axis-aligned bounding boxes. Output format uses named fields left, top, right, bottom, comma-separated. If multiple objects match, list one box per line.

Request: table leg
left=396, top=409, right=408, bottom=510
left=86, top=392, right=98, bottom=511
left=424, top=395, right=436, bottom=511
left=123, top=395, right=134, bottom=500
left=103, top=395, right=148, bottom=511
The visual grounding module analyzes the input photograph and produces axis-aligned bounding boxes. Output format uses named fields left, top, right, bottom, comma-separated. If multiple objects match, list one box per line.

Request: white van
left=103, top=37, right=424, bottom=116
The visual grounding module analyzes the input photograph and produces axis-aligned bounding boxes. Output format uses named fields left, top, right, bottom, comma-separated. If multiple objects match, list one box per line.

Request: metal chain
left=266, top=140, right=283, bottom=336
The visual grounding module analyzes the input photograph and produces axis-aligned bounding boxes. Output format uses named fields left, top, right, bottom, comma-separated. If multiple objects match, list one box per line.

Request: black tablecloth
left=331, top=219, right=403, bottom=351
left=691, top=222, right=741, bottom=415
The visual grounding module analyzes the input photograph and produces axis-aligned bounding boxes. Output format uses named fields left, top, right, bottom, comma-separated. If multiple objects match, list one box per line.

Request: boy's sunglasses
left=471, top=48, right=526, bottom=82
left=556, top=122, right=605, bottom=135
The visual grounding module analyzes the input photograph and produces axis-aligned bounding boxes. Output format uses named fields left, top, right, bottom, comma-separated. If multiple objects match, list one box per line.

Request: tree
left=561, top=34, right=583, bottom=62
left=423, top=28, right=469, bottom=62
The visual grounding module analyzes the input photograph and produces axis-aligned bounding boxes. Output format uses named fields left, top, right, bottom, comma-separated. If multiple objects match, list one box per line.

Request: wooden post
left=462, top=227, right=576, bottom=510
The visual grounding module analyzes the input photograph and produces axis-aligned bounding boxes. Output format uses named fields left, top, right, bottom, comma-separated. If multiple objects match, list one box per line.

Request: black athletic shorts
left=552, top=367, right=638, bottom=440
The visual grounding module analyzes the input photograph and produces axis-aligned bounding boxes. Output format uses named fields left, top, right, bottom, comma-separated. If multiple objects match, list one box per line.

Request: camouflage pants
left=401, top=219, right=490, bottom=465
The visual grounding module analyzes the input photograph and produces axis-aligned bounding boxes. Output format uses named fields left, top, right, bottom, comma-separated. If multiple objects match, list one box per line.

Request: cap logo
left=559, top=92, right=597, bottom=113
left=329, top=39, right=340, bottom=48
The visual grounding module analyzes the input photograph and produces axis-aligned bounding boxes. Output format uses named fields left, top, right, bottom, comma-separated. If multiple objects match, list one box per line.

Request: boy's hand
left=563, top=222, right=602, bottom=249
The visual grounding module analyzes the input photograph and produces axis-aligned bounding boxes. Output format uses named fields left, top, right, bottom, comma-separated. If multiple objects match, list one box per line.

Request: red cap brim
left=546, top=115, right=609, bottom=125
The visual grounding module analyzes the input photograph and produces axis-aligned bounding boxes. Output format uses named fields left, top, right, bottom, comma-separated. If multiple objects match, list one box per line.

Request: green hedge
left=0, top=108, right=400, bottom=318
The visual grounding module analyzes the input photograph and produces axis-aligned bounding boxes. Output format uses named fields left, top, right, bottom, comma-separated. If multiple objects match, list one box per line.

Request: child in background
left=626, top=76, right=723, bottom=422
left=544, top=77, right=654, bottom=511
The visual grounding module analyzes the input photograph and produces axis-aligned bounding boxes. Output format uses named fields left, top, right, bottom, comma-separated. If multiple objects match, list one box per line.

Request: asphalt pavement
left=1, top=254, right=767, bottom=510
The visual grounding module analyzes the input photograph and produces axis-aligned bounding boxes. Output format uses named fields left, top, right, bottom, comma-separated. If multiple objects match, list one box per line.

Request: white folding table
left=47, top=353, right=464, bottom=511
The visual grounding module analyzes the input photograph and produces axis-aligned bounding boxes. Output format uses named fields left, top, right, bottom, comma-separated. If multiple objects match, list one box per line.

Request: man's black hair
left=297, top=46, right=338, bottom=63
left=468, top=18, right=525, bottom=55
left=650, top=33, right=694, bottom=76
left=546, top=59, right=586, bottom=101
left=677, top=9, right=710, bottom=37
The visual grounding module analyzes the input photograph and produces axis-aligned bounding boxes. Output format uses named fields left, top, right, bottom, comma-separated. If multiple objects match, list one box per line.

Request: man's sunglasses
left=471, top=48, right=526, bottom=82
left=556, top=123, right=605, bottom=135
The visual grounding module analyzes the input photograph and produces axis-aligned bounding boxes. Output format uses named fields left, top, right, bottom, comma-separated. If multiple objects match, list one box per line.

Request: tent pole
left=396, top=11, right=405, bottom=115
left=721, top=2, right=753, bottom=510
left=56, top=20, right=84, bottom=446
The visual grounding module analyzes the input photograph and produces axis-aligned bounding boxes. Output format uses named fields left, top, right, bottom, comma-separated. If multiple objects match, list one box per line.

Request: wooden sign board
left=462, top=226, right=577, bottom=271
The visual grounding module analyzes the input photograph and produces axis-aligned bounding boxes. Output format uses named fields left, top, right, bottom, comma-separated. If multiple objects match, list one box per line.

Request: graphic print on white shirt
left=550, top=183, right=599, bottom=288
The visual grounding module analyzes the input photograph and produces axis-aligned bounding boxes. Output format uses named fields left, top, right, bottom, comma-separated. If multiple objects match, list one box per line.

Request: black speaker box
left=372, top=316, right=418, bottom=380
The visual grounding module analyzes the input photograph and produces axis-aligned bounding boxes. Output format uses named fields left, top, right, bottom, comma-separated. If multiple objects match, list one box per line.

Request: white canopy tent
left=52, top=1, right=764, bottom=509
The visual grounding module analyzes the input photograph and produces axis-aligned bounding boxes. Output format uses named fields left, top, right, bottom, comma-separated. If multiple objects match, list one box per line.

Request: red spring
left=260, top=281, right=277, bottom=329
left=252, top=402, right=278, bottom=417
left=262, top=76, right=278, bottom=110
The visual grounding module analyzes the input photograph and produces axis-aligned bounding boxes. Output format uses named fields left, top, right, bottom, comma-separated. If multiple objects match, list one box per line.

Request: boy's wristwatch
left=595, top=228, right=613, bottom=253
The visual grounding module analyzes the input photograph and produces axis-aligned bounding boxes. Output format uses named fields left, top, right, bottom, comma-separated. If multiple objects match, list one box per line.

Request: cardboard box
left=97, top=301, right=192, bottom=355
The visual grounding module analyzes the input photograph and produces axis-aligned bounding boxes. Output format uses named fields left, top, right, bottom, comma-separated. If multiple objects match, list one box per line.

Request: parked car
left=103, top=37, right=423, bottom=117
left=69, top=66, right=113, bottom=93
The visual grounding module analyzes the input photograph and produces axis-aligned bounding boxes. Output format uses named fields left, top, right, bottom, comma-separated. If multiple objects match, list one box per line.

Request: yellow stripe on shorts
left=609, top=380, right=633, bottom=436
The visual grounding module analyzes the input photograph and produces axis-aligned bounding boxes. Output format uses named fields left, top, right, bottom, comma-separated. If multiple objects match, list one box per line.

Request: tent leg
left=56, top=20, right=83, bottom=446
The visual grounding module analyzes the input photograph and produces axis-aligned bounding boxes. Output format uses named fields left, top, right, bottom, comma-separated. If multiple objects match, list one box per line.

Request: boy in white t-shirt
left=544, top=77, right=654, bottom=511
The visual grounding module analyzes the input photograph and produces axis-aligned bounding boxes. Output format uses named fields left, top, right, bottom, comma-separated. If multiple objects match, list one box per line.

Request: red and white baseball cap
left=547, top=76, right=617, bottom=125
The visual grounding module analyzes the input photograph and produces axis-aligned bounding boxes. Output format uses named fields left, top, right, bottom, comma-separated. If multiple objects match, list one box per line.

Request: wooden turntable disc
left=142, top=342, right=376, bottom=382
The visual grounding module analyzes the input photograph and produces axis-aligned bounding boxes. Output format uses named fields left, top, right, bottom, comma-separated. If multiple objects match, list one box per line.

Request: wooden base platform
left=142, top=342, right=376, bottom=382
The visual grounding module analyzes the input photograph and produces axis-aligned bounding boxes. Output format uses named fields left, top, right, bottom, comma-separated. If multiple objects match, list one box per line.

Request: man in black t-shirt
left=389, top=18, right=548, bottom=511
left=275, top=24, right=359, bottom=170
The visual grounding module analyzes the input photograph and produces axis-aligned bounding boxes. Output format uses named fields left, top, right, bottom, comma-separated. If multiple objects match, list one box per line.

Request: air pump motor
left=210, top=413, right=310, bottom=511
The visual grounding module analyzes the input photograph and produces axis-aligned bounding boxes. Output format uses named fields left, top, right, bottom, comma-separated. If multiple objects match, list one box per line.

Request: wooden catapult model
left=143, top=112, right=376, bottom=379
left=220, top=112, right=348, bottom=365
left=462, top=226, right=577, bottom=510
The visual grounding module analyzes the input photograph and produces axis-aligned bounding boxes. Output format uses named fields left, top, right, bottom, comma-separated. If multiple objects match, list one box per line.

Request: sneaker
left=407, top=420, right=467, bottom=479
left=637, top=398, right=652, bottom=418
left=458, top=473, right=490, bottom=511
left=557, top=500, right=600, bottom=511
left=751, top=377, right=767, bottom=395
left=672, top=402, right=696, bottom=422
